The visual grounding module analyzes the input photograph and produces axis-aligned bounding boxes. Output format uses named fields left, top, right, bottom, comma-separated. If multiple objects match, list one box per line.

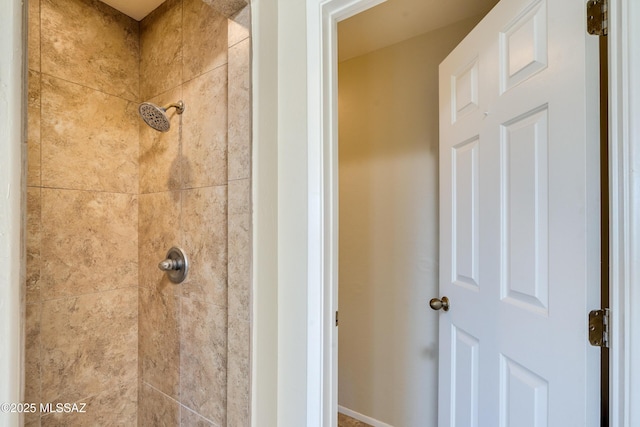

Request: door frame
left=607, top=1, right=640, bottom=425
left=303, top=0, right=640, bottom=425
left=305, top=2, right=387, bottom=426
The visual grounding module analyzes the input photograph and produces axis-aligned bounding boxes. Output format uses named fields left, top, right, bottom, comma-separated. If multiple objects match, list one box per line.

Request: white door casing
left=438, top=0, right=600, bottom=425
left=607, top=1, right=640, bottom=425
left=305, top=0, right=387, bottom=426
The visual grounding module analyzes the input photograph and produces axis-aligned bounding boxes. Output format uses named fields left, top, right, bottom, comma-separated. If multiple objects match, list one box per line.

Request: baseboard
left=338, top=406, right=394, bottom=427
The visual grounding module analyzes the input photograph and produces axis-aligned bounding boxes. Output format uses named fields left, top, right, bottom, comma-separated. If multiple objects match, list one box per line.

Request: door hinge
left=588, top=308, right=610, bottom=348
left=587, top=0, right=608, bottom=36
left=335, top=311, right=339, bottom=327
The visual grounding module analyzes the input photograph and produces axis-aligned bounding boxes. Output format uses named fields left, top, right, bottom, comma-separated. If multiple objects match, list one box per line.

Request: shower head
left=138, top=101, right=185, bottom=132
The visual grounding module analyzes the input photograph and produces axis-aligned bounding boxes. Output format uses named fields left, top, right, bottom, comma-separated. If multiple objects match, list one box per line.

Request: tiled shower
left=24, top=0, right=251, bottom=425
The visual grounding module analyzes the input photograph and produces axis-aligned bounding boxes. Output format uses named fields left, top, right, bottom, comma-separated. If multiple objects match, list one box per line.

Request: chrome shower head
left=138, top=101, right=185, bottom=132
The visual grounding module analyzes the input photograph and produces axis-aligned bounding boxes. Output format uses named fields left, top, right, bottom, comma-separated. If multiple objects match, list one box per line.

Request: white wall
left=252, top=0, right=310, bottom=426
left=0, top=0, right=25, bottom=425
left=337, top=17, right=480, bottom=426
left=251, top=0, right=279, bottom=426
left=276, top=1, right=310, bottom=426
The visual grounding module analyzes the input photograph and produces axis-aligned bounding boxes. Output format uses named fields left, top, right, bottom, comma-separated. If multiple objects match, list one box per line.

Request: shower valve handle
left=158, top=258, right=182, bottom=271
left=157, top=247, right=189, bottom=284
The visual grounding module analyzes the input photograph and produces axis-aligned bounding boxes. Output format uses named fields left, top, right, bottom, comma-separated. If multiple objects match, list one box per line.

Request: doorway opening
left=336, top=1, right=497, bottom=425
left=334, top=0, right=609, bottom=426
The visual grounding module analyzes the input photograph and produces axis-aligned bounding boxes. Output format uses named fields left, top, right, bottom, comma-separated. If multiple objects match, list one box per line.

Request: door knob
left=429, top=296, right=450, bottom=311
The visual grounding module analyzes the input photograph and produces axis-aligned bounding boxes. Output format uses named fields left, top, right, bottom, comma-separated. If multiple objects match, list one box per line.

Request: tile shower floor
left=338, top=412, right=373, bottom=427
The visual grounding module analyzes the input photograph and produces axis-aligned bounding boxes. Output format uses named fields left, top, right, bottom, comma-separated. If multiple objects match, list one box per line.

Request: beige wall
left=337, top=17, right=483, bottom=426
left=25, top=0, right=251, bottom=425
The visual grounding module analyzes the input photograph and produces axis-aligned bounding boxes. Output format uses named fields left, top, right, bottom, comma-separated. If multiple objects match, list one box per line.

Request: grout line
left=181, top=401, right=222, bottom=427
left=38, top=71, right=139, bottom=104
left=142, top=379, right=222, bottom=427
left=37, top=185, right=138, bottom=196
left=227, top=176, right=251, bottom=183
left=37, top=285, right=139, bottom=304
left=227, top=35, right=251, bottom=50
left=141, top=381, right=180, bottom=406
left=181, top=61, right=229, bottom=88
left=138, top=184, right=229, bottom=197
left=139, top=80, right=184, bottom=104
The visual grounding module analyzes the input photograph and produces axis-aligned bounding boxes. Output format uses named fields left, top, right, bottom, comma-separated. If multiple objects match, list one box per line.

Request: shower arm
left=163, top=101, right=185, bottom=114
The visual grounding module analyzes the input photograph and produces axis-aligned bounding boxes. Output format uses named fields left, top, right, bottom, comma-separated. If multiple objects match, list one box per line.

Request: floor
left=338, top=412, right=373, bottom=427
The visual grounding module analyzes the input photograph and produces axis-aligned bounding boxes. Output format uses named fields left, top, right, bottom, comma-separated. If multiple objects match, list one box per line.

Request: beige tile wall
left=226, top=7, right=252, bottom=425
left=137, top=1, right=252, bottom=426
left=40, top=0, right=139, bottom=101
left=26, top=0, right=251, bottom=425
left=25, top=0, right=140, bottom=426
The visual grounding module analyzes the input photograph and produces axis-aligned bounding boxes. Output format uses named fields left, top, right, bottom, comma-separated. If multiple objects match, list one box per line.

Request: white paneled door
left=437, top=0, right=601, bottom=425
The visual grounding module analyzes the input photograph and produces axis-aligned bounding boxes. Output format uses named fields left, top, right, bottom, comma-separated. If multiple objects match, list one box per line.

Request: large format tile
left=40, top=382, right=137, bottom=427
left=138, top=191, right=182, bottom=289
left=203, top=0, right=247, bottom=18
left=138, top=383, right=180, bottom=427
left=228, top=39, right=251, bottom=181
left=40, top=76, right=139, bottom=194
left=228, top=179, right=250, bottom=321
left=41, top=0, right=139, bottom=101
left=139, top=286, right=180, bottom=399
left=24, top=412, right=40, bottom=427
left=28, top=70, right=41, bottom=106
left=40, top=189, right=138, bottom=299
left=181, top=406, right=215, bottom=427
left=139, top=87, right=183, bottom=194
left=40, top=288, right=138, bottom=405
left=25, top=304, right=42, bottom=409
left=181, top=186, right=227, bottom=305
left=27, top=102, right=41, bottom=188
left=140, top=0, right=183, bottom=99
left=226, top=316, right=250, bottom=427
left=25, top=190, right=41, bottom=425
left=28, top=0, right=40, bottom=72
left=228, top=5, right=250, bottom=48
left=180, top=298, right=227, bottom=425
left=182, top=67, right=228, bottom=188
left=27, top=71, right=41, bottom=187
left=183, top=0, right=228, bottom=82
left=26, top=188, right=41, bottom=304
left=228, top=178, right=250, bottom=218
